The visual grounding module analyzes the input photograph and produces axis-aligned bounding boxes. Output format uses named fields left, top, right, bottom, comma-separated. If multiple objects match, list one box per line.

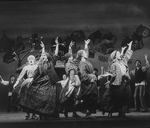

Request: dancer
left=0, top=75, right=16, bottom=112
left=13, top=54, right=38, bottom=120
left=16, top=41, right=59, bottom=120
left=57, top=74, right=68, bottom=89
left=102, top=41, right=133, bottom=117
left=59, top=64, right=81, bottom=118
left=76, top=39, right=98, bottom=118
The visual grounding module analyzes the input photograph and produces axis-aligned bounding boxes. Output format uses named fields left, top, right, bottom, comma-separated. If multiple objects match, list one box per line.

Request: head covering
left=27, top=55, right=35, bottom=61
left=63, top=53, right=72, bottom=62
left=76, top=49, right=84, bottom=59
left=43, top=52, right=52, bottom=61
left=110, top=50, right=117, bottom=61
left=65, top=62, right=76, bottom=75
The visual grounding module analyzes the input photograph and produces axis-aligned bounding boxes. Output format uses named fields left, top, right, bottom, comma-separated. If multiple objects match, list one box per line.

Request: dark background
left=0, top=0, right=150, bottom=111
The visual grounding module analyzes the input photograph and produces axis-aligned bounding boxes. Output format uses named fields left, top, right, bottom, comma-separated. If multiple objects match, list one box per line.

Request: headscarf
left=108, top=50, right=118, bottom=71
left=76, top=49, right=84, bottom=60
left=63, top=53, right=72, bottom=63
left=27, top=55, right=35, bottom=62
left=65, top=62, right=76, bottom=75
left=38, top=52, right=52, bottom=74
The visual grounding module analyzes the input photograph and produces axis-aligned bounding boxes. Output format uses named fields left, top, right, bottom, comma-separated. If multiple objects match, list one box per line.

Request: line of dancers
left=0, top=37, right=149, bottom=120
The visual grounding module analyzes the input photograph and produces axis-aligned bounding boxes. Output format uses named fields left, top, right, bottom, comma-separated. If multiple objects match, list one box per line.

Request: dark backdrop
left=0, top=0, right=150, bottom=111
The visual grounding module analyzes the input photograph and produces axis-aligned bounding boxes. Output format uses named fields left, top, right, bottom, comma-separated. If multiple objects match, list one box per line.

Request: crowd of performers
left=0, top=37, right=150, bottom=120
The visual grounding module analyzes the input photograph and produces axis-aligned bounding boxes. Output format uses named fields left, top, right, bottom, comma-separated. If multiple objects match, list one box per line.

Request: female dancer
left=76, top=39, right=98, bottom=118
left=99, top=41, right=133, bottom=117
left=14, top=40, right=59, bottom=119
left=13, top=54, right=38, bottom=119
left=59, top=64, right=81, bottom=118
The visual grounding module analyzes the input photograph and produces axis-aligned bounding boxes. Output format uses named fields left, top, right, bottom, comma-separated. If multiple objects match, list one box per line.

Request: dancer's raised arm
left=54, top=37, right=59, bottom=56
left=122, top=41, right=133, bottom=64
left=68, top=41, right=74, bottom=55
left=84, top=39, right=91, bottom=58
left=120, top=46, right=126, bottom=56
left=144, top=54, right=150, bottom=68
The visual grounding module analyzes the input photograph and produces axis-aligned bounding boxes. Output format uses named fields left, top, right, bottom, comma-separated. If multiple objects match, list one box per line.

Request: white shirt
left=135, top=81, right=145, bottom=86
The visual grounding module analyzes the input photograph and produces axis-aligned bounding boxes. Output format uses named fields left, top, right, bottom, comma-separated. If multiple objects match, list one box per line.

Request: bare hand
left=40, top=41, right=45, bottom=48
left=121, top=46, right=126, bottom=51
left=55, top=37, right=59, bottom=45
left=85, top=39, right=91, bottom=45
left=127, top=41, right=133, bottom=47
left=98, top=75, right=102, bottom=80
left=144, top=54, right=148, bottom=60
left=13, top=83, right=17, bottom=89
left=13, top=80, right=19, bottom=89
left=69, top=41, right=74, bottom=47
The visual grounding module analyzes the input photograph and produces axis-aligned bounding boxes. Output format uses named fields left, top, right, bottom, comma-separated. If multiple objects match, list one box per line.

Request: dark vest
left=8, top=81, right=15, bottom=92
left=135, top=67, right=146, bottom=83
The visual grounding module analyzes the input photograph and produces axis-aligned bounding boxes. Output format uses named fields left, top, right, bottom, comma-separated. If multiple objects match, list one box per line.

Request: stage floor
left=0, top=110, right=150, bottom=128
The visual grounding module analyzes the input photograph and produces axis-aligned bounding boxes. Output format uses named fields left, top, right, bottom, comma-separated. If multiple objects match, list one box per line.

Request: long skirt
left=59, top=85, right=79, bottom=113
left=19, top=76, right=59, bottom=117
left=76, top=81, right=98, bottom=113
left=98, top=81, right=132, bottom=113
left=97, top=88, right=110, bottom=111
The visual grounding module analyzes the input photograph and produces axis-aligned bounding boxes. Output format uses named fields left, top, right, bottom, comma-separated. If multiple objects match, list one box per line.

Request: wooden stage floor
left=0, top=110, right=150, bottom=128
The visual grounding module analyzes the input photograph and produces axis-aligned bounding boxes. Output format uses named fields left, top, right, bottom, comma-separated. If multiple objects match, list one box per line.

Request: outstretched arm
left=120, top=46, right=126, bottom=56
left=54, top=37, right=59, bottom=56
left=144, top=54, right=150, bottom=69
left=36, top=41, right=46, bottom=65
left=68, top=41, right=74, bottom=55
left=0, top=76, right=9, bottom=86
left=40, top=41, right=45, bottom=54
left=123, top=41, right=133, bottom=63
left=127, top=41, right=133, bottom=51
left=84, top=39, right=91, bottom=58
